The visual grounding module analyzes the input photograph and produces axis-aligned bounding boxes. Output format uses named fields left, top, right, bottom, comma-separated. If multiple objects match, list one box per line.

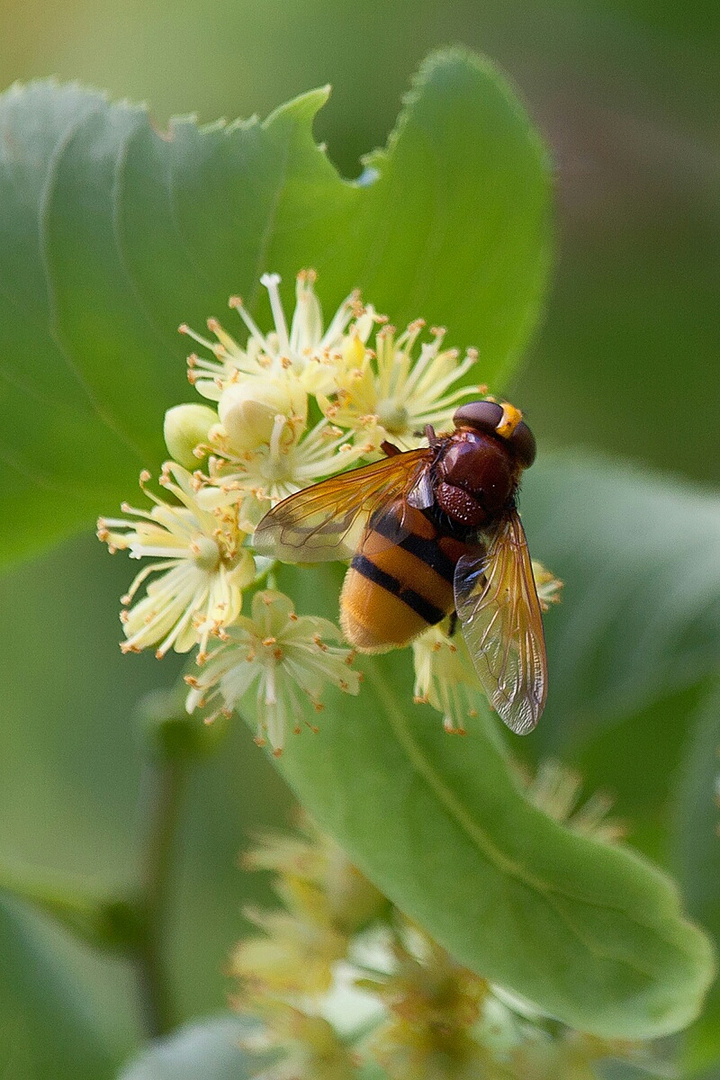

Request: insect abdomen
left=340, top=501, right=468, bottom=651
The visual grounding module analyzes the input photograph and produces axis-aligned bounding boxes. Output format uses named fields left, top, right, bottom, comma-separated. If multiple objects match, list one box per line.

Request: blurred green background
left=0, top=0, right=717, bottom=1072
left=2, top=0, right=717, bottom=484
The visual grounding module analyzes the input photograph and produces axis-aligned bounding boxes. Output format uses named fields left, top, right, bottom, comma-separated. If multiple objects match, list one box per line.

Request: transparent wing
left=253, top=448, right=431, bottom=563
left=454, top=509, right=547, bottom=733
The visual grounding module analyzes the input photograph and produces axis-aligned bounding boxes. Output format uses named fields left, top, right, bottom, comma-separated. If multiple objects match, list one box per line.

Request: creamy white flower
left=185, top=590, right=361, bottom=754
left=411, top=623, right=480, bottom=734
left=200, top=416, right=366, bottom=530
left=180, top=270, right=375, bottom=401
left=317, top=319, right=483, bottom=452
left=97, top=463, right=254, bottom=658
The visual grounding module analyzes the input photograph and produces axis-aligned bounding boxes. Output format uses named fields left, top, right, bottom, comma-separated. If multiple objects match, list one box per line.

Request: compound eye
left=510, top=420, right=536, bottom=468
left=453, top=400, right=504, bottom=434
left=454, top=399, right=536, bottom=469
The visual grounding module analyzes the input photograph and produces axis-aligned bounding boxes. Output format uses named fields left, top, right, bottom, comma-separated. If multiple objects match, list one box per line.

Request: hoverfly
left=253, top=399, right=547, bottom=733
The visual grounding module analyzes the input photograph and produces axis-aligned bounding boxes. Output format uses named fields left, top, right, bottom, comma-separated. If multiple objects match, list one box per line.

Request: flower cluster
left=233, top=816, right=387, bottom=1080
left=99, top=269, right=560, bottom=750
left=233, top=814, right=651, bottom=1080
left=99, top=269, right=496, bottom=751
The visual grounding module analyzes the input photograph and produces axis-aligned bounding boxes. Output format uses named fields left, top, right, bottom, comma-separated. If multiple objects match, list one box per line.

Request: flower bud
left=218, top=377, right=307, bottom=453
left=163, top=403, right=218, bottom=468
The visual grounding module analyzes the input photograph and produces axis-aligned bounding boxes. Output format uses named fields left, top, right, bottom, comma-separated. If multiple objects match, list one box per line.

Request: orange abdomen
left=340, top=502, right=471, bottom=652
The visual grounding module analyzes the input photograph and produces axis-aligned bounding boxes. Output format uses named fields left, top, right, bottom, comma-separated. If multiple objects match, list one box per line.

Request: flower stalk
left=133, top=752, right=187, bottom=1039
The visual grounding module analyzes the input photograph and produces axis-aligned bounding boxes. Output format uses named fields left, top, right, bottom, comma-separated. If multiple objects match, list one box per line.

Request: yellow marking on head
left=495, top=402, right=523, bottom=438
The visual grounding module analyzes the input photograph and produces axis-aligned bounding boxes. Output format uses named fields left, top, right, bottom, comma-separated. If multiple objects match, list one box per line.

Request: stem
left=134, top=755, right=187, bottom=1039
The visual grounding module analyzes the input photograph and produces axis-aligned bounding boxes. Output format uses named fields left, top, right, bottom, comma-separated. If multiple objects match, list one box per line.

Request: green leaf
left=0, top=48, right=550, bottom=564
left=259, top=586, right=714, bottom=1040
left=517, top=454, right=720, bottom=756
left=671, top=681, right=720, bottom=1073
left=117, top=1016, right=262, bottom=1079
left=596, top=1065, right=670, bottom=1080
left=0, top=895, right=115, bottom=1079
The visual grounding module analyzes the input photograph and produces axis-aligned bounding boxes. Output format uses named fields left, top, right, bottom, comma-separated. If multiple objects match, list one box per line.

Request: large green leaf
left=260, top=565, right=714, bottom=1041
left=0, top=48, right=550, bottom=564
left=516, top=454, right=720, bottom=1020
left=518, top=454, right=720, bottom=756
left=0, top=896, right=115, bottom=1079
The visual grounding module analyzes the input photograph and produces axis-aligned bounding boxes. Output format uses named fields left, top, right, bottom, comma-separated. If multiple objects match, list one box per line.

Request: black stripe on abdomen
left=398, top=531, right=457, bottom=583
left=350, top=554, right=445, bottom=626
left=369, top=507, right=458, bottom=583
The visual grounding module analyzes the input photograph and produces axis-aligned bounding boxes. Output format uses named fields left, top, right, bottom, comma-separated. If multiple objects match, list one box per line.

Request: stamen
left=320, top=293, right=356, bottom=345
left=207, top=317, right=241, bottom=356
left=228, top=296, right=271, bottom=354
left=261, top=273, right=290, bottom=355
left=179, top=323, right=224, bottom=356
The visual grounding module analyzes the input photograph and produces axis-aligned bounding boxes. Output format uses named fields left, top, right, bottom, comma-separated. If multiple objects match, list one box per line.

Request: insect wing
left=253, top=448, right=431, bottom=563
left=454, top=509, right=547, bottom=733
